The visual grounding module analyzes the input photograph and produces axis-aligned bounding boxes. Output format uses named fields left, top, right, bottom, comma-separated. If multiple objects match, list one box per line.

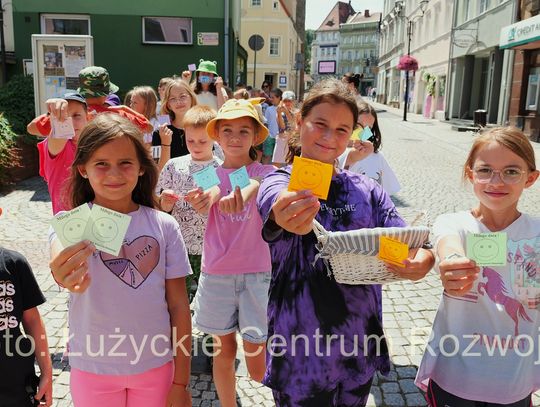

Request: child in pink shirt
left=186, top=99, right=275, bottom=407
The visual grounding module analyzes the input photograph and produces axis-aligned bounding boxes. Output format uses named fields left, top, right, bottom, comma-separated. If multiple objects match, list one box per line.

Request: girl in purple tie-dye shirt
left=257, top=79, right=435, bottom=407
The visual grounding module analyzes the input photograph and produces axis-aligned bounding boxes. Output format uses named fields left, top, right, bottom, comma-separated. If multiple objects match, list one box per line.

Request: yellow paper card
left=288, top=156, right=333, bottom=200
left=350, top=128, right=361, bottom=141
left=378, top=236, right=409, bottom=267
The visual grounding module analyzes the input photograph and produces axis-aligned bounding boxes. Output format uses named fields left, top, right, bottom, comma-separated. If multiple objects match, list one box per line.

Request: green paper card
left=50, top=203, right=92, bottom=247
left=466, top=232, right=507, bottom=266
left=84, top=204, right=132, bottom=256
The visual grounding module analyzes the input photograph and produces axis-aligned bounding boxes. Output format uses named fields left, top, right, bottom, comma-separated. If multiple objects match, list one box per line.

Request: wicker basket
left=312, top=220, right=430, bottom=285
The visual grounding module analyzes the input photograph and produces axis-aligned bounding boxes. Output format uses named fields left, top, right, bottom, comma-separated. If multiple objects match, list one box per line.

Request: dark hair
left=342, top=72, right=362, bottom=91
left=285, top=132, right=301, bottom=164
left=67, top=114, right=159, bottom=210
left=194, top=72, right=217, bottom=96
left=463, top=126, right=537, bottom=182
left=270, top=88, right=283, bottom=99
left=300, top=79, right=358, bottom=127
left=357, top=102, right=382, bottom=152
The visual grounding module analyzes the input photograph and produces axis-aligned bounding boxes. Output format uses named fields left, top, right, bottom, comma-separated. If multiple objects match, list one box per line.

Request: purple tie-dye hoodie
left=257, top=166, right=406, bottom=394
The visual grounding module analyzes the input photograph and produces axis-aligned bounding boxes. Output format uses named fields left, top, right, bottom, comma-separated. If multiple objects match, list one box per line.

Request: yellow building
left=240, top=0, right=302, bottom=93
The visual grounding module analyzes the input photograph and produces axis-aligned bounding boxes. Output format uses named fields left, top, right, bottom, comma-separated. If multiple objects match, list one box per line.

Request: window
left=479, top=0, right=491, bottom=13
left=269, top=36, right=280, bottom=56
left=250, top=0, right=262, bottom=6
left=332, top=47, right=336, bottom=56
left=142, top=17, right=192, bottom=44
left=272, top=1, right=279, bottom=10
left=347, top=50, right=352, bottom=60
left=355, top=50, right=360, bottom=59
left=526, top=67, right=540, bottom=111
left=41, top=14, right=90, bottom=35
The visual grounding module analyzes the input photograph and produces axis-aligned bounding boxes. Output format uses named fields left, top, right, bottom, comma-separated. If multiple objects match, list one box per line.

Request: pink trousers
left=70, top=361, right=174, bottom=407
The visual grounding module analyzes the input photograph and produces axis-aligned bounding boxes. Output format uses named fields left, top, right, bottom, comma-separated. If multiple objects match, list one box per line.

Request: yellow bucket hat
left=207, top=99, right=269, bottom=146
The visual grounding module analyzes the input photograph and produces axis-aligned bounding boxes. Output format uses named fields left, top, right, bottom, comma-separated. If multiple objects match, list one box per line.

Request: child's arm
left=165, top=277, right=192, bottom=406
left=215, top=76, right=228, bottom=109
left=436, top=235, right=480, bottom=296
left=218, top=178, right=260, bottom=214
left=345, top=140, right=374, bottom=168
left=385, top=247, right=435, bottom=281
left=185, top=186, right=221, bottom=216
left=22, top=307, right=52, bottom=406
left=156, top=124, right=174, bottom=173
left=270, top=189, right=320, bottom=235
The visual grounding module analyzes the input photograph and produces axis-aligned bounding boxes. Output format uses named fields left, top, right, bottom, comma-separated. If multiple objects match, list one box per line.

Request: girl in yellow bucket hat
left=186, top=98, right=275, bottom=406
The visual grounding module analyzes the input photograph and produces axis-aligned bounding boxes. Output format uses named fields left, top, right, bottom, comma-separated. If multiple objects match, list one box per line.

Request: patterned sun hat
left=77, top=66, right=119, bottom=98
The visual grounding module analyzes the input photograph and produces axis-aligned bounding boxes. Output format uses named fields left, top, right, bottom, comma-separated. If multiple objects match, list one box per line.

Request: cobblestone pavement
left=1, top=105, right=539, bottom=406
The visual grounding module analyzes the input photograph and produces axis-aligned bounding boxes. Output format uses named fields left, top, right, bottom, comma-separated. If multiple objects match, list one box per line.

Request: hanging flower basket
left=397, top=55, right=419, bottom=71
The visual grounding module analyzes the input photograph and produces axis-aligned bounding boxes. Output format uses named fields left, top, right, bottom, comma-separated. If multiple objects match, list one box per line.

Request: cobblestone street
left=1, top=105, right=539, bottom=406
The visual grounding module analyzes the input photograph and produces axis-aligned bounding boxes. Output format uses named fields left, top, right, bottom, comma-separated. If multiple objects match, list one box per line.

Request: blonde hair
left=124, top=90, right=134, bottom=107
left=131, top=86, right=158, bottom=120
left=160, top=79, right=198, bottom=120
left=463, top=127, right=537, bottom=181
left=183, top=105, right=217, bottom=129
left=234, top=89, right=249, bottom=100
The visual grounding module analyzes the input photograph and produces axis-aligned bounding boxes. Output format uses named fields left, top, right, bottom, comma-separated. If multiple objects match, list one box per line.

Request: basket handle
left=312, top=219, right=328, bottom=236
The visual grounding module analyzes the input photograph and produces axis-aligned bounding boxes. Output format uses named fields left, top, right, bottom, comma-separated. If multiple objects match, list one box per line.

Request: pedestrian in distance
left=256, top=78, right=435, bottom=407
left=186, top=98, right=275, bottom=407
left=416, top=127, right=540, bottom=406
left=49, top=114, right=192, bottom=407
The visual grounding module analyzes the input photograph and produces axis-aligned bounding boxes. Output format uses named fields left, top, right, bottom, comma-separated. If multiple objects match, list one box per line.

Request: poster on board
left=31, top=34, right=93, bottom=116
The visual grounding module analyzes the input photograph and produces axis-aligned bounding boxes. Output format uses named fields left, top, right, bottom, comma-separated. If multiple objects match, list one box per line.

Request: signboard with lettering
left=197, top=32, right=219, bottom=46
left=500, top=14, right=540, bottom=49
left=318, top=60, right=336, bottom=74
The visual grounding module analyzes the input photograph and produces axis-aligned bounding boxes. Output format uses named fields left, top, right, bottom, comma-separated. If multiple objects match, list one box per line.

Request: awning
left=500, top=14, right=540, bottom=50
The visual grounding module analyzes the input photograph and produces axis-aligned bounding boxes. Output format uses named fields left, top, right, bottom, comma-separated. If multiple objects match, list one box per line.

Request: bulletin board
left=31, top=34, right=94, bottom=116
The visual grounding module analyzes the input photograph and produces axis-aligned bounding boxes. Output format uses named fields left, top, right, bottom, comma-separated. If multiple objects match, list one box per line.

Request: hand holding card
left=51, top=116, right=75, bottom=139
left=466, top=232, right=507, bottom=266
left=193, top=166, right=221, bottom=191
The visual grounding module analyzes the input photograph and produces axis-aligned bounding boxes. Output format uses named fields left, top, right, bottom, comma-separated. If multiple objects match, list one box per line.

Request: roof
left=345, top=11, right=382, bottom=25
left=316, top=1, right=355, bottom=31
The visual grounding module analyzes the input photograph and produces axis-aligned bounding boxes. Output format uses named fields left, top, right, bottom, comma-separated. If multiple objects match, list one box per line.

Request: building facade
left=339, top=10, right=381, bottom=95
left=240, top=0, right=301, bottom=93
left=447, top=0, right=515, bottom=124
left=502, top=0, right=540, bottom=141
left=10, top=0, right=245, bottom=93
left=310, top=1, right=355, bottom=83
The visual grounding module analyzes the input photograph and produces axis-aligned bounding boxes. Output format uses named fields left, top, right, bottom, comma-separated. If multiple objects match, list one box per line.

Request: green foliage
left=304, top=29, right=315, bottom=74
left=0, top=113, right=19, bottom=185
left=0, top=74, right=35, bottom=136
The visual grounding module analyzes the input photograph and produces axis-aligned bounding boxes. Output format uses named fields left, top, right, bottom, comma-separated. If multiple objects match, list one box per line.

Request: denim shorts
left=193, top=272, right=271, bottom=343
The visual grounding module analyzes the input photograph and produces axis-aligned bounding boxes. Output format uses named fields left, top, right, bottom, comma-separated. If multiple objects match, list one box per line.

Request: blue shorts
left=192, top=272, right=271, bottom=343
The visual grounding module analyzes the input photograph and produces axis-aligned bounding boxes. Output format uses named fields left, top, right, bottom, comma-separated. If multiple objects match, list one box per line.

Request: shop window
left=525, top=67, right=540, bottom=111
left=142, top=17, right=192, bottom=44
left=41, top=14, right=90, bottom=35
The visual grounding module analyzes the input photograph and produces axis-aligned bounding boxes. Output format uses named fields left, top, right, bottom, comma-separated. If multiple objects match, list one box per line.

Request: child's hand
left=185, top=187, right=218, bottom=215
left=439, top=256, right=480, bottom=296
left=160, top=189, right=180, bottom=212
left=159, top=124, right=173, bottom=146
left=46, top=98, right=69, bottom=121
left=352, top=140, right=374, bottom=155
left=219, top=186, right=244, bottom=214
left=166, top=384, right=192, bottom=407
left=385, top=248, right=435, bottom=281
left=181, top=70, right=192, bottom=83
left=215, top=76, right=224, bottom=88
left=271, top=189, right=320, bottom=235
left=35, top=373, right=53, bottom=406
left=49, top=240, right=95, bottom=293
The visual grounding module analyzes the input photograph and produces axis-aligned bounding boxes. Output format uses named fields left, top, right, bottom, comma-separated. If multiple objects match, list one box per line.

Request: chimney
left=364, top=9, right=370, bottom=17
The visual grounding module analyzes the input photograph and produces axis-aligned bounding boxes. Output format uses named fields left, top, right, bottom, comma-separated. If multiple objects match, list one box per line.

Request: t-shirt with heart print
left=50, top=205, right=192, bottom=375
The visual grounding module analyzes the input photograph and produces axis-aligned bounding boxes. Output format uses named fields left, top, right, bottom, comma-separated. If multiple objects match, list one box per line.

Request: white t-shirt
left=56, top=206, right=192, bottom=375
left=157, top=154, right=223, bottom=255
left=195, top=89, right=227, bottom=111
left=416, top=211, right=540, bottom=403
left=338, top=149, right=401, bottom=195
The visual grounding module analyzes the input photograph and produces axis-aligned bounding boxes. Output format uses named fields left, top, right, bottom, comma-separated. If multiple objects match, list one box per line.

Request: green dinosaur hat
left=77, top=66, right=119, bottom=98
left=196, top=59, right=218, bottom=76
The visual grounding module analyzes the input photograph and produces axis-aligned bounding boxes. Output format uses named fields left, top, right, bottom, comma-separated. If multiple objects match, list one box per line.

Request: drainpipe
left=500, top=0, right=517, bottom=125
left=224, top=0, right=230, bottom=84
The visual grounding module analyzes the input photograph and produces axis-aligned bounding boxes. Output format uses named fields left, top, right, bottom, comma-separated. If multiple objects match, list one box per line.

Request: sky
left=305, top=0, right=383, bottom=30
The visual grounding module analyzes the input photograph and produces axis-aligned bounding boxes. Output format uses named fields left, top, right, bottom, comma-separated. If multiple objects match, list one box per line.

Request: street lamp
left=399, top=0, right=429, bottom=121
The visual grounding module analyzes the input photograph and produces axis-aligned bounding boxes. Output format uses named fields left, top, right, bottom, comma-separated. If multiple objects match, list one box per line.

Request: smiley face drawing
left=473, top=238, right=499, bottom=261
left=92, top=217, right=119, bottom=243
left=380, top=243, right=404, bottom=263
left=298, top=164, right=322, bottom=189
left=62, top=218, right=86, bottom=243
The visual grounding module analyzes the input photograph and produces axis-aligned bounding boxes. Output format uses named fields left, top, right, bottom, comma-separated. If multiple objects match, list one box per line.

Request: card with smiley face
left=50, top=116, right=75, bottom=139
left=50, top=203, right=92, bottom=248
left=466, top=232, right=507, bottom=266
left=193, top=165, right=221, bottom=191
left=229, top=166, right=251, bottom=191
left=378, top=236, right=409, bottom=267
left=83, top=204, right=132, bottom=256
left=288, top=156, right=333, bottom=200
